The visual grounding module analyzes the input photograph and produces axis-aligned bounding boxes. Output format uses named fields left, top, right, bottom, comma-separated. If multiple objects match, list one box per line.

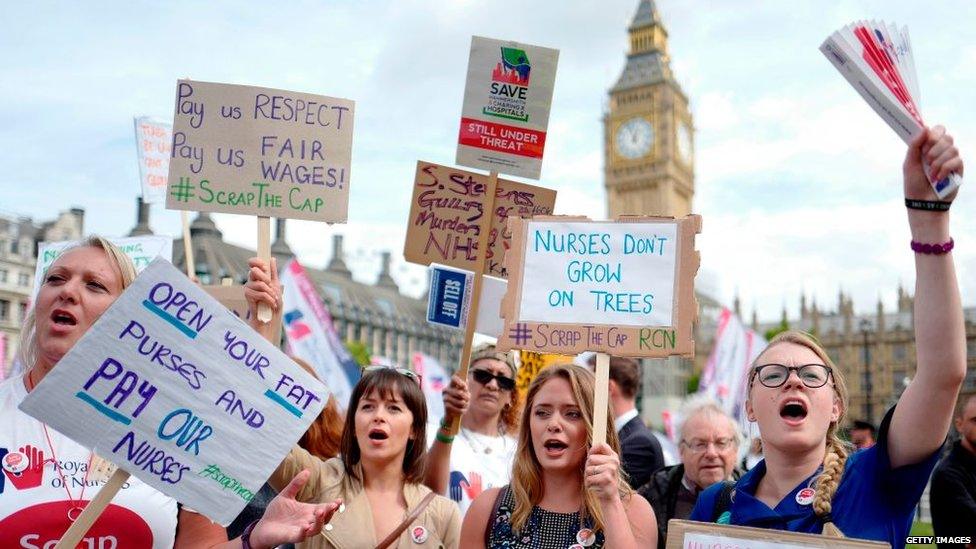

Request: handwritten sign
left=20, top=260, right=326, bottom=525
left=32, top=236, right=173, bottom=300
left=456, top=37, right=559, bottom=180
left=134, top=116, right=173, bottom=203
left=666, top=520, right=889, bottom=549
left=496, top=215, right=701, bottom=357
left=165, top=79, right=355, bottom=222
left=404, top=161, right=556, bottom=277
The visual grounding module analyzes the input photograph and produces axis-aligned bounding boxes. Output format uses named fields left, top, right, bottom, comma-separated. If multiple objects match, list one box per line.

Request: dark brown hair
left=340, top=368, right=428, bottom=483
left=587, top=355, right=640, bottom=399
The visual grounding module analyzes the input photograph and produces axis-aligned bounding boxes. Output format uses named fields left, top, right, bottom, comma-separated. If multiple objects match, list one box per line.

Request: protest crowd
left=0, top=4, right=973, bottom=549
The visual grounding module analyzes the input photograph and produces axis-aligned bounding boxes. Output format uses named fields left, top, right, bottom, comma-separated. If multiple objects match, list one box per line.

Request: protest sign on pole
left=33, top=235, right=173, bottom=301
left=697, top=308, right=767, bottom=423
left=426, top=264, right=507, bottom=337
left=666, top=520, right=889, bottom=549
left=204, top=284, right=283, bottom=340
left=280, top=259, right=361, bottom=412
left=405, top=161, right=556, bottom=278
left=456, top=37, right=559, bottom=180
left=20, top=259, right=327, bottom=533
left=133, top=116, right=173, bottom=204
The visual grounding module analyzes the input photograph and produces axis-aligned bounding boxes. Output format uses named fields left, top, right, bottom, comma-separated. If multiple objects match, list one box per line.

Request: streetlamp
left=859, top=319, right=874, bottom=423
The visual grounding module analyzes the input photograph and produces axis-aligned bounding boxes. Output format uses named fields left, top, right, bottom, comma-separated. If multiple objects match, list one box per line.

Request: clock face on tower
left=615, top=117, right=654, bottom=160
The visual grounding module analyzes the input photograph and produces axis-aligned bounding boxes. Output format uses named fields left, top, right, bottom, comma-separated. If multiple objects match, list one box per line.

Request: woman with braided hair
left=691, top=125, right=966, bottom=547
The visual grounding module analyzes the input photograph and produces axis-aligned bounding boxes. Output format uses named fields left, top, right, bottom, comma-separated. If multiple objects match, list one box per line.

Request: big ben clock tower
left=605, top=0, right=694, bottom=218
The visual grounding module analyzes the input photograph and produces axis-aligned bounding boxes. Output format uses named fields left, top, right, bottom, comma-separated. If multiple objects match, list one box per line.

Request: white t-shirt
left=0, top=375, right=178, bottom=548
left=427, top=422, right=517, bottom=516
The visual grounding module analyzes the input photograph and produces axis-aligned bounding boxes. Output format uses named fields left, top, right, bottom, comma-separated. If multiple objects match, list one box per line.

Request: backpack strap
left=710, top=480, right=737, bottom=523
left=484, top=487, right=508, bottom=547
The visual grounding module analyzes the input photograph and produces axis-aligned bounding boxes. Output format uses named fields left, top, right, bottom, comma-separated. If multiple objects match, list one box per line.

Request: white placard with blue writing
left=20, top=259, right=327, bottom=525
left=519, top=221, right=678, bottom=327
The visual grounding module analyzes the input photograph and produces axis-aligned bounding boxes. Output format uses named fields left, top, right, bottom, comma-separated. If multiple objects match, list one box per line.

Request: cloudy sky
left=2, top=0, right=973, bottom=323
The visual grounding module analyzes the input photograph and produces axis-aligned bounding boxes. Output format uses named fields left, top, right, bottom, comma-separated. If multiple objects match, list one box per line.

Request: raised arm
left=423, top=374, right=470, bottom=495
left=888, top=125, right=966, bottom=468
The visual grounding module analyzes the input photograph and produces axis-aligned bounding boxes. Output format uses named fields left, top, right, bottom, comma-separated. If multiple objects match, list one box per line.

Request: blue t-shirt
left=690, top=407, right=940, bottom=548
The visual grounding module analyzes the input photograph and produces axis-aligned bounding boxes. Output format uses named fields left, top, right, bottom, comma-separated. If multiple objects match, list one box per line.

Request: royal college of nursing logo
left=484, top=47, right=531, bottom=122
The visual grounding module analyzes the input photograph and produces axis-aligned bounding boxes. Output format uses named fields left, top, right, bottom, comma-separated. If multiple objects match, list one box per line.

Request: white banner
left=412, top=352, right=449, bottom=427
left=134, top=116, right=173, bottom=204
left=20, top=259, right=326, bottom=525
left=280, top=259, right=361, bottom=411
left=697, top=308, right=767, bottom=421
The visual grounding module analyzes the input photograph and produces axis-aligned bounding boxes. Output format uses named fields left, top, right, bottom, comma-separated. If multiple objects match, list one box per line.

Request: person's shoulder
left=688, top=480, right=725, bottom=521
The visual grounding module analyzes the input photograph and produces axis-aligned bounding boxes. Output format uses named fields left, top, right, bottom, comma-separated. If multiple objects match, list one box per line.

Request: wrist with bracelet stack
left=436, top=417, right=455, bottom=444
left=905, top=198, right=953, bottom=255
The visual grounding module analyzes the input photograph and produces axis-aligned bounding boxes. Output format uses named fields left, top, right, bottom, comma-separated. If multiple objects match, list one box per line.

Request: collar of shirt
left=681, top=474, right=700, bottom=495
left=614, top=408, right=639, bottom=433
left=730, top=459, right=822, bottom=527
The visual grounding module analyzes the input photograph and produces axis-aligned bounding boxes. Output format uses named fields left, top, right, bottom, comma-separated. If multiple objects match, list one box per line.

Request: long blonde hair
left=18, top=235, right=137, bottom=368
left=749, top=331, right=850, bottom=537
left=510, top=364, right=633, bottom=535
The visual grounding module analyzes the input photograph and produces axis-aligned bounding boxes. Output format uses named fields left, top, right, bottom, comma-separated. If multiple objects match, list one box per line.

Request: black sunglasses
left=470, top=369, right=515, bottom=391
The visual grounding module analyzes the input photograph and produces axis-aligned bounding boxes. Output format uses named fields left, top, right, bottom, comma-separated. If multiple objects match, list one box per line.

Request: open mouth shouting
left=367, top=428, right=390, bottom=446
left=542, top=438, right=569, bottom=458
left=779, top=397, right=809, bottom=427
left=50, top=309, right=78, bottom=332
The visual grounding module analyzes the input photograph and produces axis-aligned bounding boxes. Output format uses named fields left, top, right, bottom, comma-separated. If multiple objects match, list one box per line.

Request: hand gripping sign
left=20, top=259, right=326, bottom=541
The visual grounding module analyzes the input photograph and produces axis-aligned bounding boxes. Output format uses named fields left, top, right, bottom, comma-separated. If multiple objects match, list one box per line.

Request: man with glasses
left=587, top=354, right=665, bottom=489
left=638, top=396, right=742, bottom=547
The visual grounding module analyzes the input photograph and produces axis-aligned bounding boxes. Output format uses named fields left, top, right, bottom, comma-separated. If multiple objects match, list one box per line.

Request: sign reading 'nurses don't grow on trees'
left=456, top=37, right=559, bottom=180
left=496, top=215, right=702, bottom=358
left=20, top=259, right=326, bottom=525
left=166, top=79, right=355, bottom=222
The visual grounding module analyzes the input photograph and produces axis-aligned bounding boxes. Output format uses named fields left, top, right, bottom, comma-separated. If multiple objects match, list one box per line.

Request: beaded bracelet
left=911, top=238, right=954, bottom=255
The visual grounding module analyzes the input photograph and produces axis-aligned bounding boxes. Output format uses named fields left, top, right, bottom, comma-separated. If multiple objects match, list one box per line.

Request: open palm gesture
left=249, top=469, right=342, bottom=548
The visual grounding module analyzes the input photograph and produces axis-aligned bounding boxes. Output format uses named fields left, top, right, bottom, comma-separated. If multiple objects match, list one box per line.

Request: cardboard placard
left=666, top=520, right=889, bottom=549
left=456, top=37, right=559, bottom=180
left=33, top=236, right=173, bottom=300
left=426, top=264, right=474, bottom=330
left=404, top=161, right=556, bottom=278
left=166, top=79, right=355, bottom=222
left=204, top=285, right=283, bottom=340
left=496, top=215, right=701, bottom=357
left=20, top=259, right=326, bottom=525
left=134, top=116, right=173, bottom=204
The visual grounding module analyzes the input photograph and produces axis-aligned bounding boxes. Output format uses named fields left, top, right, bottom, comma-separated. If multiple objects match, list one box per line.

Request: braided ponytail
left=813, top=424, right=849, bottom=537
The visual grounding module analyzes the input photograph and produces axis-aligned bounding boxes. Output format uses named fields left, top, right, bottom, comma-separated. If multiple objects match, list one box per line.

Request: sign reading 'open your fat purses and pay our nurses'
left=496, top=216, right=701, bottom=357
left=457, top=37, right=559, bottom=180
left=20, top=260, right=327, bottom=525
left=166, top=79, right=355, bottom=222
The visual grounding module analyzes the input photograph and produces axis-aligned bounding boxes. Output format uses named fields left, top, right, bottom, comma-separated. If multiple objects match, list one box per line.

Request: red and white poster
left=133, top=116, right=172, bottom=204
left=456, top=36, right=559, bottom=180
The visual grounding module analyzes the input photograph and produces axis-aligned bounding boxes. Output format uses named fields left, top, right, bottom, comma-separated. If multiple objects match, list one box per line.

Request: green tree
left=686, top=372, right=700, bottom=394
left=764, top=319, right=790, bottom=341
left=345, top=340, right=371, bottom=367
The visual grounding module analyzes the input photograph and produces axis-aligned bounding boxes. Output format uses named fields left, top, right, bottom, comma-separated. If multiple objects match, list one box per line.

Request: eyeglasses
left=364, top=365, right=422, bottom=386
left=680, top=437, right=735, bottom=453
left=751, top=364, right=833, bottom=389
left=470, top=369, right=515, bottom=392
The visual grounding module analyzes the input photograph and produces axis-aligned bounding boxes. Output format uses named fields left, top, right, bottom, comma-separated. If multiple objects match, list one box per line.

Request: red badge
left=796, top=487, right=815, bottom=506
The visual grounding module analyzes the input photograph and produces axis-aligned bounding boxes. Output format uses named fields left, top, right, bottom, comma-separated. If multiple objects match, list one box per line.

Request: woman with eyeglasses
left=460, top=364, right=656, bottom=548
left=691, top=127, right=966, bottom=546
left=424, top=343, right=520, bottom=516
left=246, top=260, right=461, bottom=547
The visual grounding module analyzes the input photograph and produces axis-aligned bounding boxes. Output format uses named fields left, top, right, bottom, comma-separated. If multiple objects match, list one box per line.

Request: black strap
left=711, top=480, right=736, bottom=523
left=905, top=198, right=951, bottom=211
left=485, top=487, right=508, bottom=547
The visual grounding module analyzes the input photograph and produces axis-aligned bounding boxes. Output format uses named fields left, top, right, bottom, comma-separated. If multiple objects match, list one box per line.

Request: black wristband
left=905, top=198, right=951, bottom=211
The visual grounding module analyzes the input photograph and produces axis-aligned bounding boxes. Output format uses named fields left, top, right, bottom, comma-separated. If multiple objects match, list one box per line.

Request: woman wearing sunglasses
left=691, top=126, right=966, bottom=546
left=424, top=344, right=520, bottom=516
left=246, top=261, right=461, bottom=548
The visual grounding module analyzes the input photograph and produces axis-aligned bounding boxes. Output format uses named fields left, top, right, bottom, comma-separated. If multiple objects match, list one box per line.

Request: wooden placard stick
left=181, top=210, right=195, bottom=279
left=448, top=170, right=499, bottom=435
left=54, top=468, right=130, bottom=549
left=256, top=216, right=272, bottom=323
left=592, top=352, right=610, bottom=446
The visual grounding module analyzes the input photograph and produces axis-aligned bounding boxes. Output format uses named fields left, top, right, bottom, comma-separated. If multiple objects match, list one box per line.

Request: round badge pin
left=411, top=525, right=429, bottom=544
left=569, top=545, right=584, bottom=549
left=2, top=451, right=29, bottom=474
left=576, top=528, right=596, bottom=547
left=795, top=487, right=816, bottom=506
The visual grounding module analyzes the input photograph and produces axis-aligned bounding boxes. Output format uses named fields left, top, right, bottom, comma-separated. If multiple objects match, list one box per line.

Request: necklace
left=26, top=371, right=94, bottom=522
left=459, top=427, right=503, bottom=455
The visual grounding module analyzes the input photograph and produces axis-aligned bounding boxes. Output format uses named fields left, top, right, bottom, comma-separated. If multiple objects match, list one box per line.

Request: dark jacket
left=637, top=463, right=741, bottom=547
left=931, top=440, right=976, bottom=544
left=618, top=415, right=664, bottom=489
